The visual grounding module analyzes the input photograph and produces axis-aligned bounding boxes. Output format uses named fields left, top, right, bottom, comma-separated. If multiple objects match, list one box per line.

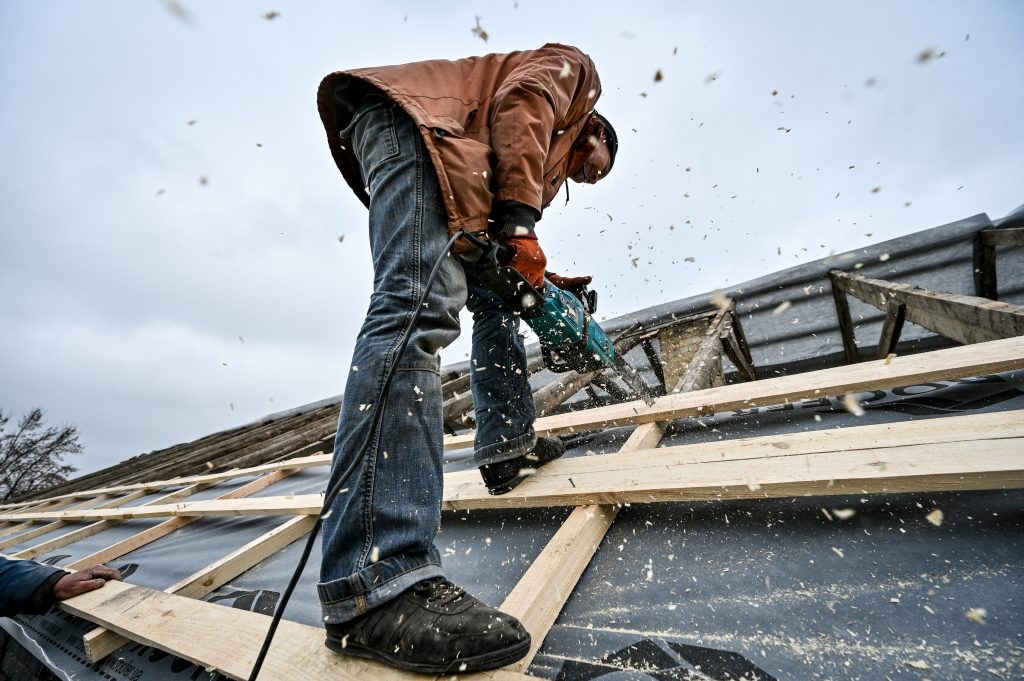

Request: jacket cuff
left=25, top=571, right=65, bottom=615
left=491, top=200, right=539, bottom=238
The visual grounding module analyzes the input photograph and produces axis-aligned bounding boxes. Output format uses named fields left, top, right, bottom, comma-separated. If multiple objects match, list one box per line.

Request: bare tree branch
left=0, top=408, right=82, bottom=502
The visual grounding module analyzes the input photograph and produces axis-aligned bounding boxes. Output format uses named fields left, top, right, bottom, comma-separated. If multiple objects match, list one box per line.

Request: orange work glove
left=500, top=235, right=547, bottom=289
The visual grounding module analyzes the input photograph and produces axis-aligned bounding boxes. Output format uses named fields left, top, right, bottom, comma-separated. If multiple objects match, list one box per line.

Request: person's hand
left=52, top=565, right=122, bottom=600
left=546, top=272, right=592, bottom=291
left=501, top=235, right=547, bottom=289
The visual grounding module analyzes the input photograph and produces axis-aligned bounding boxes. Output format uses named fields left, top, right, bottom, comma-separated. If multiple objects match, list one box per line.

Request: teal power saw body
left=461, top=234, right=655, bottom=403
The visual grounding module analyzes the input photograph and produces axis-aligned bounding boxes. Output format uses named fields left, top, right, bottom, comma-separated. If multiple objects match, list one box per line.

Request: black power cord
left=247, top=229, right=468, bottom=680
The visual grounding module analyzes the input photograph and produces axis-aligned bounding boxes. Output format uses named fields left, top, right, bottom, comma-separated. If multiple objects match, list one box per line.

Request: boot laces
left=414, top=578, right=465, bottom=606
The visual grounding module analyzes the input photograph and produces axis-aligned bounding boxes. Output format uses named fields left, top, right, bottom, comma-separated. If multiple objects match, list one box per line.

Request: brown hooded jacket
left=316, top=43, right=601, bottom=250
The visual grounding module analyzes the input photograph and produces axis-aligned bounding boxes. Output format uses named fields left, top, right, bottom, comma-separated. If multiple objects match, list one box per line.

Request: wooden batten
left=501, top=309, right=733, bottom=672
left=442, top=411, right=1023, bottom=510
left=60, top=580, right=529, bottom=681
left=84, top=514, right=317, bottom=662
left=445, top=335, right=1024, bottom=451
left=67, top=469, right=299, bottom=570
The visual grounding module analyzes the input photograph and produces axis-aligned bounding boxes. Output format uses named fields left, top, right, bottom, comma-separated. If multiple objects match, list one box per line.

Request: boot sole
left=486, top=473, right=529, bottom=496
left=325, top=631, right=532, bottom=673
left=485, top=443, right=566, bottom=496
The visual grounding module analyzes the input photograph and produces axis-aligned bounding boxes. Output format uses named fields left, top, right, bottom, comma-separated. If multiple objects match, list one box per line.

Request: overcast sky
left=2, top=1, right=1021, bottom=476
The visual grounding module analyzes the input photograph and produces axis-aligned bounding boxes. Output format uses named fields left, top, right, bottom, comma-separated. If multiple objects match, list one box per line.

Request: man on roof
left=316, top=43, right=617, bottom=673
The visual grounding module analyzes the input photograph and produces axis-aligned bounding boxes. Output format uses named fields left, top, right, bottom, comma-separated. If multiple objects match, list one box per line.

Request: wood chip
left=966, top=607, right=987, bottom=625
left=841, top=393, right=864, bottom=416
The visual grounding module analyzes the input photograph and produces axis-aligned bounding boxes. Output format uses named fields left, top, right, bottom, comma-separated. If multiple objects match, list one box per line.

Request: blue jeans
left=318, top=96, right=536, bottom=623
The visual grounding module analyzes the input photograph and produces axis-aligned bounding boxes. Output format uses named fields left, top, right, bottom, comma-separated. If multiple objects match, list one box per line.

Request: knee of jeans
left=409, top=309, right=462, bottom=358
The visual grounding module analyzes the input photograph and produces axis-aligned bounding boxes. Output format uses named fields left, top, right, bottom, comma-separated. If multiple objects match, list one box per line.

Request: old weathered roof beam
left=973, top=226, right=1024, bottom=300
left=877, top=299, right=908, bottom=359
left=828, top=270, right=861, bottom=363
left=830, top=269, right=1024, bottom=345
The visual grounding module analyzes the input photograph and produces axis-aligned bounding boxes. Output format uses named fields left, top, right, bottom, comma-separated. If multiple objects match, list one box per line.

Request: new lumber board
left=476, top=339, right=734, bottom=673
left=84, top=514, right=317, bottom=661
left=66, top=470, right=298, bottom=570
left=8, top=452, right=332, bottom=508
left=60, top=580, right=531, bottom=681
left=443, top=335, right=1024, bottom=450
left=0, top=496, right=109, bottom=550
left=17, top=410, right=1019, bottom=518
left=10, top=488, right=181, bottom=559
left=499, top=504, right=618, bottom=672
left=441, top=416, right=1023, bottom=510
left=0, top=494, right=326, bottom=522
left=29, top=314, right=1004, bottom=508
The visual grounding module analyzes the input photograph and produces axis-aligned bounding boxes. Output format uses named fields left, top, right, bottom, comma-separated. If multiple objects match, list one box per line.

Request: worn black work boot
left=479, top=436, right=565, bottom=495
left=324, top=577, right=531, bottom=673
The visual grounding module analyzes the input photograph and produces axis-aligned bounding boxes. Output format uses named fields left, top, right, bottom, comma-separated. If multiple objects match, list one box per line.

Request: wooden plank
left=534, top=369, right=603, bottom=418
left=0, top=498, right=76, bottom=532
left=982, top=226, right=1024, bottom=248
left=12, top=521, right=117, bottom=560
left=877, top=299, right=907, bottom=359
left=730, top=308, right=754, bottom=366
left=443, top=334, right=1024, bottom=451
left=533, top=334, right=645, bottom=417
left=8, top=409, right=1024, bottom=520
left=677, top=311, right=729, bottom=394
left=1, top=412, right=1020, bottom=520
left=10, top=487, right=209, bottom=560
left=441, top=412, right=1024, bottom=510
left=590, top=374, right=634, bottom=402
left=0, top=495, right=323, bottom=522
left=500, top=321, right=727, bottom=672
left=499, top=504, right=618, bottom=672
left=829, top=271, right=860, bottom=363
left=973, top=232, right=998, bottom=299
left=640, top=339, right=666, bottom=392
left=67, top=469, right=299, bottom=570
left=85, top=514, right=317, bottom=661
left=0, top=497, right=109, bottom=550
left=831, top=269, right=1024, bottom=345
left=656, top=318, right=709, bottom=390
left=4, top=451, right=331, bottom=509
left=721, top=310, right=757, bottom=381
left=6, top=337, right=1024, bottom=521
left=59, top=580, right=530, bottom=681
left=975, top=226, right=1024, bottom=300
left=0, top=520, right=69, bottom=547
left=721, top=329, right=757, bottom=381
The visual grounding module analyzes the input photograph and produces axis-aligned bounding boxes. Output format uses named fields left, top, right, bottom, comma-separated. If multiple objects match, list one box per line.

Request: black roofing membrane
left=4, top=212, right=1023, bottom=680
